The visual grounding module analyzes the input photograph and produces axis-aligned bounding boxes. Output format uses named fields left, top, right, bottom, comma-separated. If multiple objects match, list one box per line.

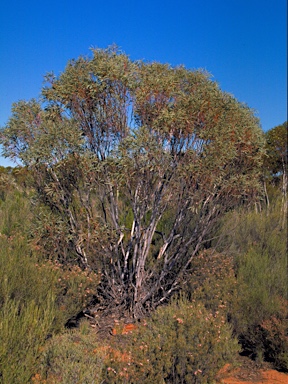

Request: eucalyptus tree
left=265, top=122, right=287, bottom=188
left=264, top=122, right=287, bottom=226
left=0, top=47, right=265, bottom=318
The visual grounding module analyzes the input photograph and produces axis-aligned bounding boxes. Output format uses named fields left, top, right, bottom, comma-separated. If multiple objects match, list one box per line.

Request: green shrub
left=106, top=297, right=239, bottom=384
left=0, top=235, right=56, bottom=307
left=35, top=323, right=105, bottom=384
left=216, top=198, right=286, bottom=259
left=260, top=314, right=288, bottom=371
left=0, top=188, right=32, bottom=237
left=181, top=250, right=236, bottom=317
left=0, top=296, right=55, bottom=384
left=0, top=235, right=100, bottom=382
left=40, top=261, right=100, bottom=331
left=0, top=232, right=58, bottom=383
left=235, top=249, right=286, bottom=327
left=0, top=189, right=100, bottom=382
left=217, top=201, right=288, bottom=369
left=232, top=247, right=288, bottom=369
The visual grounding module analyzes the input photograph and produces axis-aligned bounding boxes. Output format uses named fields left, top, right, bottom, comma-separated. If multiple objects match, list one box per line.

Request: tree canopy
left=264, top=122, right=287, bottom=180
left=0, top=47, right=265, bottom=318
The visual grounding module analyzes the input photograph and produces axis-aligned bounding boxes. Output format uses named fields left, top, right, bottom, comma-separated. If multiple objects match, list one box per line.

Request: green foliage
left=0, top=192, right=53, bottom=383
left=46, top=262, right=100, bottom=331
left=0, top=295, right=55, bottom=384
left=216, top=202, right=287, bottom=369
left=105, top=297, right=239, bottom=384
left=31, top=206, right=78, bottom=264
left=37, top=296, right=238, bottom=384
left=264, top=121, right=287, bottom=181
left=0, top=190, right=55, bottom=310
left=0, top=46, right=265, bottom=317
left=0, top=235, right=57, bottom=310
left=35, top=324, right=105, bottom=384
left=0, top=168, right=16, bottom=202
left=181, top=250, right=236, bottom=317
left=0, top=190, right=100, bottom=382
left=2, top=46, right=284, bottom=380
left=263, top=122, right=287, bottom=227
left=233, top=245, right=287, bottom=369
left=217, top=198, right=286, bottom=258
left=260, top=316, right=288, bottom=371
left=0, top=238, right=100, bottom=382
left=235, top=248, right=286, bottom=324
left=0, top=187, right=31, bottom=237
left=0, top=233, right=58, bottom=383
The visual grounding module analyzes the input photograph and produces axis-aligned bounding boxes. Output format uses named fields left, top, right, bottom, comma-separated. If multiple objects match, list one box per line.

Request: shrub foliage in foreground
left=33, top=323, right=105, bottom=384
left=104, top=297, right=239, bottom=384
left=0, top=239, right=100, bottom=383
left=0, top=235, right=56, bottom=382
left=0, top=189, right=100, bottom=383
left=34, top=297, right=239, bottom=384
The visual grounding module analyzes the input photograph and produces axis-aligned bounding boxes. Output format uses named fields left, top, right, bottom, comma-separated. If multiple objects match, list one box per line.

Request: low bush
left=260, top=313, right=288, bottom=371
left=35, top=261, right=100, bottom=332
left=30, top=295, right=239, bottom=383
left=0, top=189, right=100, bottom=382
left=232, top=247, right=288, bottom=370
left=217, top=201, right=288, bottom=370
left=0, top=295, right=55, bottom=384
left=0, top=234, right=57, bottom=383
left=34, top=323, right=105, bottom=384
left=105, top=296, right=239, bottom=384
left=181, top=250, right=236, bottom=317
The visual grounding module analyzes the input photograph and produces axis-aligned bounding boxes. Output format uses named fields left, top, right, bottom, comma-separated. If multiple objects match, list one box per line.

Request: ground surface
left=216, top=356, right=288, bottom=384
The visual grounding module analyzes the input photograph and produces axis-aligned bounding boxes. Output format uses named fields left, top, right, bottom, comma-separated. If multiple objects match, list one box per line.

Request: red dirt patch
left=112, top=322, right=137, bottom=335
left=216, top=359, right=288, bottom=384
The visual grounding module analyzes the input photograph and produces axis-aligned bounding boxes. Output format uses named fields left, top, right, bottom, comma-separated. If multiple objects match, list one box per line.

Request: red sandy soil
left=216, top=358, right=288, bottom=384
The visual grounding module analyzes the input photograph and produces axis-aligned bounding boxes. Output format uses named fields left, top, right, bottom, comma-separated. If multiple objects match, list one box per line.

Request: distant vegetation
left=0, top=47, right=287, bottom=383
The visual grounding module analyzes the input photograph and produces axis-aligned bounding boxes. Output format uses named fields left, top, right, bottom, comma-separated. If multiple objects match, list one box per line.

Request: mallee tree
left=264, top=121, right=287, bottom=226
left=0, top=47, right=265, bottom=318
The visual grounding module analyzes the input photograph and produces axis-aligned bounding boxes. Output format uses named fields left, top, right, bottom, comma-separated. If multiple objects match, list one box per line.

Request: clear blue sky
left=0, top=0, right=287, bottom=167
